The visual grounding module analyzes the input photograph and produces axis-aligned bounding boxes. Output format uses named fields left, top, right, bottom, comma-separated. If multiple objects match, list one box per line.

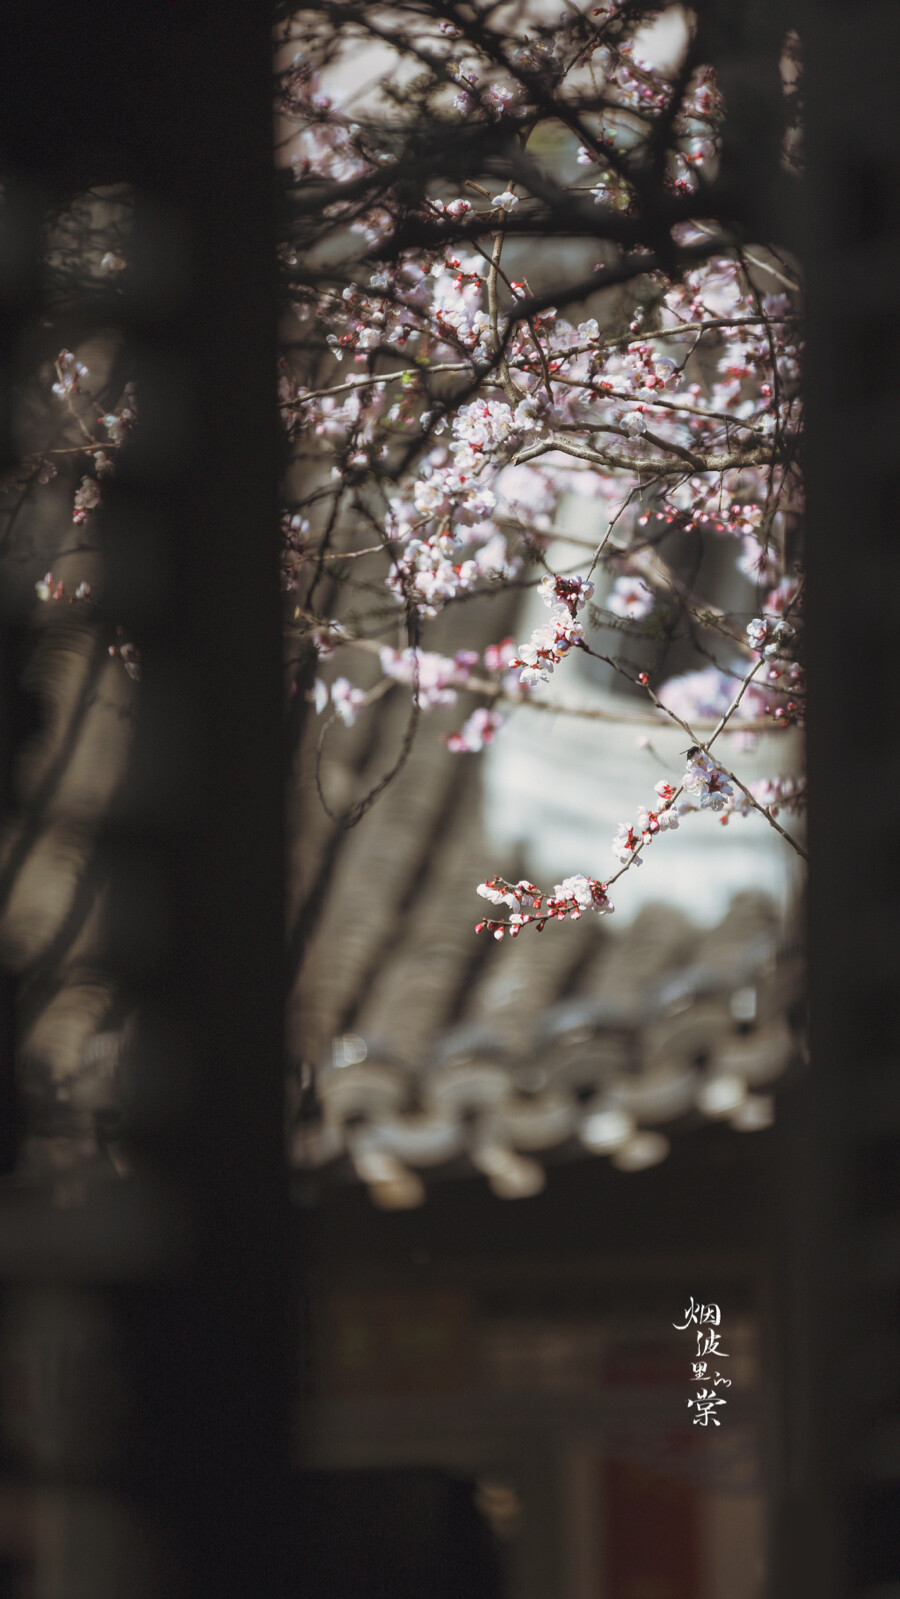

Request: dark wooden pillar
left=0, top=6, right=289, bottom=1596
left=781, top=4, right=900, bottom=1594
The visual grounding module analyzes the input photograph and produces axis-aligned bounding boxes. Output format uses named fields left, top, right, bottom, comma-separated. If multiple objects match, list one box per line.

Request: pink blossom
left=607, top=575, right=653, bottom=620
left=483, top=637, right=517, bottom=673
left=446, top=708, right=504, bottom=753
left=763, top=576, right=800, bottom=616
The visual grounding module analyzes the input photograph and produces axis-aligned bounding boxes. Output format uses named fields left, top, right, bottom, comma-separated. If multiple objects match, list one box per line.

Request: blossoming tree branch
left=28, top=1, right=805, bottom=944
left=274, top=0, right=805, bottom=937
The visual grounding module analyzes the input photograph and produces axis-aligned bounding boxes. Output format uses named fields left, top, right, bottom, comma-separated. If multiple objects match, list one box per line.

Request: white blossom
left=72, top=476, right=100, bottom=524
left=612, top=822, right=643, bottom=865
left=51, top=349, right=88, bottom=399
left=476, top=880, right=517, bottom=908
left=620, top=410, right=647, bottom=436
left=552, top=874, right=610, bottom=913
left=682, top=751, right=734, bottom=811
left=747, top=616, right=795, bottom=659
left=331, top=677, right=368, bottom=726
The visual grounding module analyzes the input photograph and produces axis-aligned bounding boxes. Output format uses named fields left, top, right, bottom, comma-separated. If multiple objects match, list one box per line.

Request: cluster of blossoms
left=452, top=396, right=540, bottom=456
left=473, top=738, right=755, bottom=939
left=762, top=693, right=804, bottom=731
left=386, top=527, right=515, bottom=615
left=45, top=357, right=136, bottom=532
left=51, top=354, right=107, bottom=525
left=681, top=751, right=735, bottom=812
left=689, top=770, right=806, bottom=827
left=482, top=636, right=518, bottom=677
left=512, top=574, right=594, bottom=687
left=108, top=630, right=141, bottom=681
left=314, top=646, right=483, bottom=730
left=746, top=607, right=804, bottom=721
left=747, top=615, right=795, bottom=663
left=269, top=8, right=805, bottom=937
left=33, top=354, right=143, bottom=680
left=100, top=385, right=137, bottom=447
left=15, top=11, right=807, bottom=972
left=659, top=641, right=804, bottom=734
left=450, top=76, right=525, bottom=121
left=606, top=574, right=654, bottom=621
left=35, top=573, right=92, bottom=604
left=475, top=872, right=613, bottom=939
left=734, top=773, right=806, bottom=819
left=72, top=476, right=101, bottom=524
left=378, top=646, right=478, bottom=708
left=612, top=779, right=681, bottom=866
left=445, top=707, right=504, bottom=753
left=312, top=676, right=369, bottom=726
left=51, top=350, right=88, bottom=400
left=380, top=394, right=540, bottom=616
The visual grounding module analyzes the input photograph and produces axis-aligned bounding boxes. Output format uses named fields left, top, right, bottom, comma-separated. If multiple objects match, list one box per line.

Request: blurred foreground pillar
left=0, top=6, right=288, bottom=1597
left=782, top=5, right=900, bottom=1596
